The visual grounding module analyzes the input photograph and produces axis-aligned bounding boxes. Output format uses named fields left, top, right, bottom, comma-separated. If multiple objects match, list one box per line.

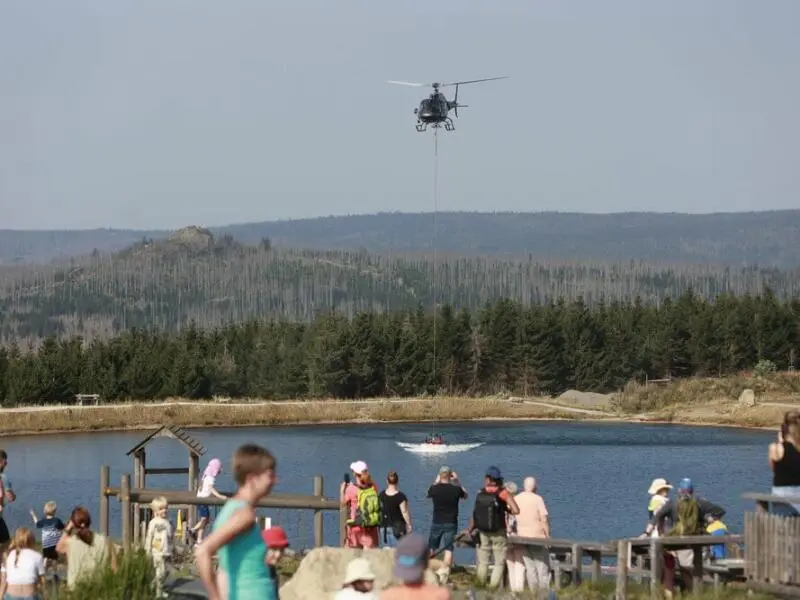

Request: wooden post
left=616, top=540, right=629, bottom=600
left=138, top=451, right=148, bottom=545
left=133, top=453, right=141, bottom=545
left=313, top=476, right=324, bottom=547
left=571, top=544, right=583, bottom=586
left=590, top=550, right=602, bottom=583
left=121, top=474, right=132, bottom=552
left=649, top=538, right=663, bottom=599
left=189, top=453, right=199, bottom=529
left=692, top=547, right=703, bottom=594
left=99, top=465, right=110, bottom=537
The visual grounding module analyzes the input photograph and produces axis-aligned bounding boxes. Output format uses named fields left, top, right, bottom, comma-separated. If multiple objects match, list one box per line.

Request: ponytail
left=75, top=528, right=95, bottom=546
left=69, top=506, right=95, bottom=546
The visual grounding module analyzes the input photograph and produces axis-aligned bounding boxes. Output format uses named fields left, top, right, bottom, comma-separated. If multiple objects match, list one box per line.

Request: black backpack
left=473, top=489, right=504, bottom=533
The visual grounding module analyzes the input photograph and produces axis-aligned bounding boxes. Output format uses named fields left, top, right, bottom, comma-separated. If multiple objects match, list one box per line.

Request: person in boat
left=426, top=434, right=445, bottom=445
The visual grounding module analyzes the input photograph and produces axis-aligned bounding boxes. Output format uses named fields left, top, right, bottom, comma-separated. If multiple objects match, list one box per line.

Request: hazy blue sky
left=2, top=0, right=798, bottom=230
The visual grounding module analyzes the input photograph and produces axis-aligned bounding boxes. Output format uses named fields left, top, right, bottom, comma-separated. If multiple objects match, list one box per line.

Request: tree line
left=2, top=230, right=800, bottom=343
left=0, top=290, right=797, bottom=405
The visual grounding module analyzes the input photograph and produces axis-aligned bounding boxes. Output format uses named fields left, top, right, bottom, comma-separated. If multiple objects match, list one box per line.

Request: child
left=195, top=444, right=278, bottom=600
left=263, top=526, right=289, bottom=599
left=29, top=501, right=65, bottom=569
left=189, top=458, right=226, bottom=545
left=145, top=496, right=173, bottom=598
left=646, top=478, right=672, bottom=532
left=705, top=514, right=729, bottom=560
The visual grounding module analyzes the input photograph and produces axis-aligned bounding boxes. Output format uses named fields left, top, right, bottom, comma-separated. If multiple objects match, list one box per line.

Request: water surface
left=0, top=421, right=771, bottom=560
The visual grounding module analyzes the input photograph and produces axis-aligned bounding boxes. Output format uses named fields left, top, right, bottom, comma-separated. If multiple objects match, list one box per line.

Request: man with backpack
left=467, top=466, right=520, bottom=589
left=644, top=478, right=725, bottom=595
left=341, top=460, right=382, bottom=549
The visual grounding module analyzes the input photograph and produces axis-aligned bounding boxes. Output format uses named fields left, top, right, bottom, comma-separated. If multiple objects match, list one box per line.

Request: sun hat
left=393, top=532, right=428, bottom=583
left=350, top=461, right=368, bottom=475
left=343, top=557, right=376, bottom=585
left=647, top=478, right=672, bottom=495
left=262, top=526, right=289, bottom=549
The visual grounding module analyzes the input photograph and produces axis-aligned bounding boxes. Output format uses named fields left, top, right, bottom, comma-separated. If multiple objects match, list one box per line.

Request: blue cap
left=678, top=478, right=693, bottom=493
left=393, top=532, right=427, bottom=583
left=485, top=466, right=502, bottom=480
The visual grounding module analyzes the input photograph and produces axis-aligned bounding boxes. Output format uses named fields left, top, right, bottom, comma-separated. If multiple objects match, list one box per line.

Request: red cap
left=262, top=526, right=289, bottom=549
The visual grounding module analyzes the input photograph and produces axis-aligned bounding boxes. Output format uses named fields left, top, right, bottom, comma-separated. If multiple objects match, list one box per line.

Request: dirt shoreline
left=0, top=397, right=783, bottom=438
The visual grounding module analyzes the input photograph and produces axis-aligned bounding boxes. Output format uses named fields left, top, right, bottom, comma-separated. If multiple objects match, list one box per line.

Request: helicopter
left=388, top=76, right=509, bottom=132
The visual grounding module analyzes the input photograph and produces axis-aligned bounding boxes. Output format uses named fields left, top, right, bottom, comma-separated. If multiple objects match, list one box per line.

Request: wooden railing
left=99, top=465, right=345, bottom=551
left=742, top=492, right=800, bottom=588
left=505, top=534, right=743, bottom=597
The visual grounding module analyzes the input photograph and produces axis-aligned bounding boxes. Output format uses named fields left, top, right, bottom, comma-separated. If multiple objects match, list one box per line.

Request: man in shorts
left=426, top=466, right=467, bottom=584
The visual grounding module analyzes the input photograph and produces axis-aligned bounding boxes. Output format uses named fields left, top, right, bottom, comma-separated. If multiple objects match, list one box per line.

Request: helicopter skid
left=416, top=118, right=455, bottom=133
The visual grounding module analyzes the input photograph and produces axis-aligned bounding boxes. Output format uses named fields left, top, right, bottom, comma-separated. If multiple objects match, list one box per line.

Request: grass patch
left=52, top=548, right=155, bottom=600
left=612, top=372, right=800, bottom=414
left=3, top=373, right=799, bottom=435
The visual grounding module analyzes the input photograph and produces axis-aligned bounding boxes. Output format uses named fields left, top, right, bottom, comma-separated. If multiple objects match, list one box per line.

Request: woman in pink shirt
left=340, top=461, right=380, bottom=549
left=513, top=476, right=551, bottom=591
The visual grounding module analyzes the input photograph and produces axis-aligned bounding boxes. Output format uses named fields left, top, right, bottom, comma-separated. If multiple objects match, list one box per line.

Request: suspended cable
left=432, top=127, right=439, bottom=393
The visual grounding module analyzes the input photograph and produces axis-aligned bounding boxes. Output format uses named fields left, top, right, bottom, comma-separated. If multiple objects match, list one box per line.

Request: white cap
left=350, top=461, right=368, bottom=475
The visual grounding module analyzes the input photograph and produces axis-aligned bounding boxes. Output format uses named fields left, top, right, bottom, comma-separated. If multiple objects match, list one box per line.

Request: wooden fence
left=99, top=466, right=345, bottom=551
left=506, top=533, right=744, bottom=597
left=743, top=492, right=800, bottom=589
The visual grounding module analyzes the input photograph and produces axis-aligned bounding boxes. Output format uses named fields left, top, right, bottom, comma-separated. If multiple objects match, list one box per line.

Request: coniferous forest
left=0, top=290, right=798, bottom=406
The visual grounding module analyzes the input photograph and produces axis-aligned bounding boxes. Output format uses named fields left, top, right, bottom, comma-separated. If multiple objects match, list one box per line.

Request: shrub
left=754, top=359, right=778, bottom=377
left=54, top=548, right=155, bottom=600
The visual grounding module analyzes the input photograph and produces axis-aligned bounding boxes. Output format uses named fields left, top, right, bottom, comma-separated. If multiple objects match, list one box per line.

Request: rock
left=739, top=388, right=756, bottom=407
left=279, top=547, right=440, bottom=600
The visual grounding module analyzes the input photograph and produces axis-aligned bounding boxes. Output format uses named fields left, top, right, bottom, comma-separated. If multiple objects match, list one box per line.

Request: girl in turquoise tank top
left=195, top=444, right=278, bottom=600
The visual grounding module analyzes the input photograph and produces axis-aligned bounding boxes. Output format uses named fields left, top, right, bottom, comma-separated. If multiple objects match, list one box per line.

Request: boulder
left=279, top=547, right=439, bottom=600
left=738, top=388, right=756, bottom=407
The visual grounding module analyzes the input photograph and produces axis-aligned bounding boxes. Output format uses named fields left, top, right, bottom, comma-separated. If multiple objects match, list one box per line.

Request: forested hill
left=1, top=227, right=799, bottom=343
left=1, top=292, right=798, bottom=403
left=3, top=210, right=800, bottom=267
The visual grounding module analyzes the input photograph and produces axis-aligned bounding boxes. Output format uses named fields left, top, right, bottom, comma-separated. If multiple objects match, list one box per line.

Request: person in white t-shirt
left=189, top=458, right=226, bottom=545
left=0, top=527, right=45, bottom=600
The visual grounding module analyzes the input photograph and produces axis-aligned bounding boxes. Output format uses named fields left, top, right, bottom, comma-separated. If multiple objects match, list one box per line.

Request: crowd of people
left=1, top=409, right=799, bottom=599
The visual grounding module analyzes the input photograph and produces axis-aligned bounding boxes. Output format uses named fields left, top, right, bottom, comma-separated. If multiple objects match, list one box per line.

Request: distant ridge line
left=2, top=210, right=800, bottom=268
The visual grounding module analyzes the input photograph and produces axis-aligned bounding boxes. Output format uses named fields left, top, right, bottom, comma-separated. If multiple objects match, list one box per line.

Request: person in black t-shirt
left=379, top=470, right=412, bottom=546
left=426, top=465, right=467, bottom=584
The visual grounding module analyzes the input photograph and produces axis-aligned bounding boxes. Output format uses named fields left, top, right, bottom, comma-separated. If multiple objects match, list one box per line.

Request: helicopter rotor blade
left=439, top=76, right=509, bottom=88
left=387, top=80, right=428, bottom=87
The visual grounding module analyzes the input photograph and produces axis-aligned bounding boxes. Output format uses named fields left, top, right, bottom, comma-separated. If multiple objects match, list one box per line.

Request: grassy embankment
left=1, top=373, right=798, bottom=436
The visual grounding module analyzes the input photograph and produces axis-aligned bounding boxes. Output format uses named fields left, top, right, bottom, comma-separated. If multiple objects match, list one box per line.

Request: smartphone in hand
left=343, top=473, right=350, bottom=484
